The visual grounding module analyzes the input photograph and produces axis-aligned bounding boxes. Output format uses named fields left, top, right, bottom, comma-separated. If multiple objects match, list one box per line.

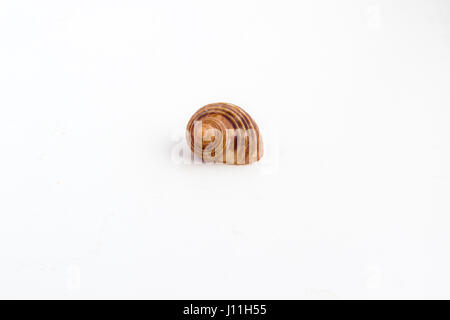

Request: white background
left=1, top=0, right=450, bottom=299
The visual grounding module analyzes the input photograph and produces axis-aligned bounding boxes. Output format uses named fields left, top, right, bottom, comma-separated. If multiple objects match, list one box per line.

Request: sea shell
left=186, top=102, right=263, bottom=165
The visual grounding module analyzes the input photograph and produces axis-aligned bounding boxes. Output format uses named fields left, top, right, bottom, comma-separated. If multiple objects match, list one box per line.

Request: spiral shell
left=186, top=102, right=263, bottom=165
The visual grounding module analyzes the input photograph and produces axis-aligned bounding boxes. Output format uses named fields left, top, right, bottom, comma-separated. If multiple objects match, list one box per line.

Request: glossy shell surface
left=186, top=103, right=263, bottom=165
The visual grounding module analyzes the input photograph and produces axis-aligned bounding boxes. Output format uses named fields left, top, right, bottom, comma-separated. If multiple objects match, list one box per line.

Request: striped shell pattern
left=186, top=102, right=263, bottom=165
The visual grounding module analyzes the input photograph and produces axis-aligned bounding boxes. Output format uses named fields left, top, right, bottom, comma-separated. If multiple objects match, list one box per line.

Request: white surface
left=1, top=0, right=450, bottom=299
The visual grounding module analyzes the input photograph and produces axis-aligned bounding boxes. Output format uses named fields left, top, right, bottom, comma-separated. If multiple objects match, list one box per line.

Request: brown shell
left=186, top=102, right=263, bottom=165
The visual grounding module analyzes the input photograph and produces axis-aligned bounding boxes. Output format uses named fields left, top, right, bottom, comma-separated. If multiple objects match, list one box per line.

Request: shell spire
left=186, top=102, right=263, bottom=165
